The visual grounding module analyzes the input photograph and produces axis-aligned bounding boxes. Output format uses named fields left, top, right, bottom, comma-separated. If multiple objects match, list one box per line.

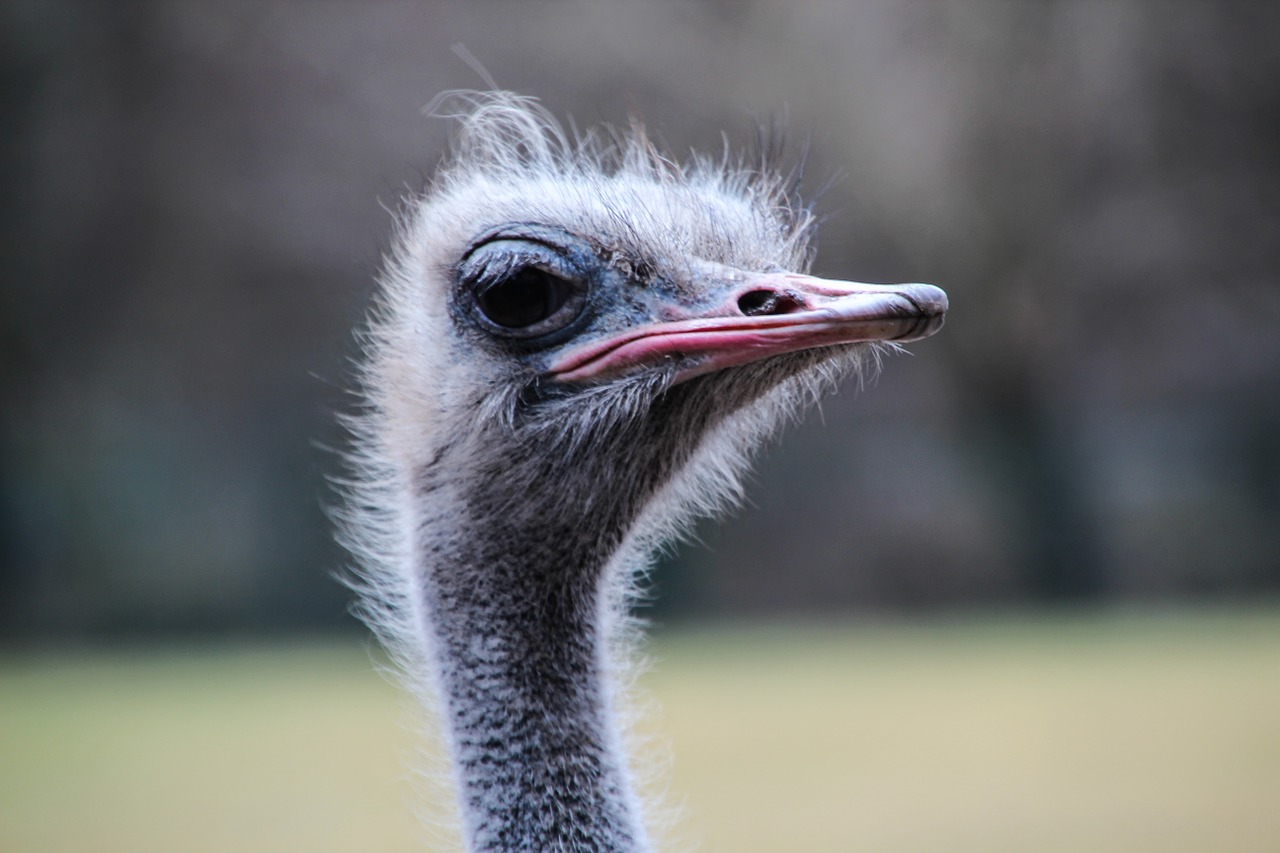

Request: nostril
left=737, top=289, right=805, bottom=317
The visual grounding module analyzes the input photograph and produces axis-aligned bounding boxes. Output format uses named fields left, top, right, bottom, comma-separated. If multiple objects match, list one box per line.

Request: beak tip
left=901, top=283, right=949, bottom=317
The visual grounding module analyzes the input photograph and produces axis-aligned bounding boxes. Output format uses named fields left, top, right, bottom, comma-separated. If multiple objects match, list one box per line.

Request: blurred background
left=3, top=0, right=1277, bottom=639
left=2, top=1, right=1278, bottom=850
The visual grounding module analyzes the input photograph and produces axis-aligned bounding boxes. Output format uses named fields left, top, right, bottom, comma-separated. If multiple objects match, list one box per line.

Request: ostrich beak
left=550, top=273, right=948, bottom=384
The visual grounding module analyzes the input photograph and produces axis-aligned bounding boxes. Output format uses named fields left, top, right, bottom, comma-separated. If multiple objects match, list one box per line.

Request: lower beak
left=549, top=272, right=947, bottom=384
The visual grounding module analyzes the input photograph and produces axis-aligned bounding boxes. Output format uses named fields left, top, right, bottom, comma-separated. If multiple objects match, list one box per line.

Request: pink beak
left=549, top=272, right=947, bottom=384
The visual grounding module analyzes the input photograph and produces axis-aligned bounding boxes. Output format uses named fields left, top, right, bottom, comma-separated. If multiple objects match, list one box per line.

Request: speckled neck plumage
left=415, top=376, right=762, bottom=850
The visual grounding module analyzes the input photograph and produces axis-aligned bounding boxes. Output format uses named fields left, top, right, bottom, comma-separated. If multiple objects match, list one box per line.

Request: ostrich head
left=343, top=93, right=946, bottom=852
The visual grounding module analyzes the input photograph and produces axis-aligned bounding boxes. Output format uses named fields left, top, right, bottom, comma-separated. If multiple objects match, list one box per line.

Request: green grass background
left=3, top=609, right=1278, bottom=852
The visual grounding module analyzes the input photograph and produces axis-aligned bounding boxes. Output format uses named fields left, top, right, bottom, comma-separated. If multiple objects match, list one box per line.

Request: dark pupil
left=478, top=268, right=569, bottom=328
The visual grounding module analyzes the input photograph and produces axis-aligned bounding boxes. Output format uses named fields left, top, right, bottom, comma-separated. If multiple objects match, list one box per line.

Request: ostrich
left=341, top=92, right=946, bottom=852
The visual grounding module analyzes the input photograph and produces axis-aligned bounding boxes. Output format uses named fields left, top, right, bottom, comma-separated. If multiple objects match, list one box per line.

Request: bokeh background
left=2, top=2, right=1279, bottom=851
left=4, top=1, right=1280, bottom=638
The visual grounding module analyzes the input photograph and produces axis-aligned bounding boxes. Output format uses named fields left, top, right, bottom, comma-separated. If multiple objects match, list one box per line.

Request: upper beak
left=549, top=272, right=948, bottom=384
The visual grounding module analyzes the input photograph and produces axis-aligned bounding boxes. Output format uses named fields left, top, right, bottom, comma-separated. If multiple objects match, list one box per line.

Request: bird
left=339, top=92, right=947, bottom=852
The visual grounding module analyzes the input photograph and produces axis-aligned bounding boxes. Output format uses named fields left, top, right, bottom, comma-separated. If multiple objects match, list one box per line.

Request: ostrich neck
left=417, top=426, right=672, bottom=852
left=427, top=541, right=643, bottom=852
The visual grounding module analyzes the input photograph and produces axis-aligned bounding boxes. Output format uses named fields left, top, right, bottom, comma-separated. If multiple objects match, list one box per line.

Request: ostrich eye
left=463, top=237, right=591, bottom=340
left=477, top=267, right=577, bottom=330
